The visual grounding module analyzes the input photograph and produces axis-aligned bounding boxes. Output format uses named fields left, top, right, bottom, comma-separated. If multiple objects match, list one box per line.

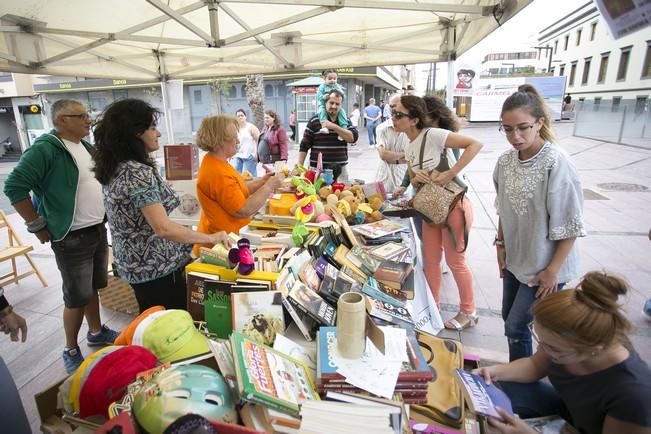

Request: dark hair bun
left=575, top=271, right=627, bottom=313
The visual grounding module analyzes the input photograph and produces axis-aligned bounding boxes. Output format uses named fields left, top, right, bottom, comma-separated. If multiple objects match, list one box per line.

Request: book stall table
left=33, top=175, right=486, bottom=434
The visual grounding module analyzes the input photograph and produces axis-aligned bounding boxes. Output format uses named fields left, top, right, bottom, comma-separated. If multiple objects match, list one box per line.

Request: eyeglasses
left=499, top=123, right=535, bottom=135
left=62, top=113, right=92, bottom=121
left=528, top=321, right=578, bottom=358
left=391, top=110, right=411, bottom=120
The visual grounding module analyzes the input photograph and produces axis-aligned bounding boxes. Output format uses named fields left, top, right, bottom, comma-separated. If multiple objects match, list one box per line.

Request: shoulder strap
left=417, top=128, right=430, bottom=170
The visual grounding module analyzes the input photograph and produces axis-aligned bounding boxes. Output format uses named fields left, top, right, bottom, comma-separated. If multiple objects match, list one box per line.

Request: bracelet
left=493, top=237, right=505, bottom=247
left=26, top=215, right=47, bottom=233
left=0, top=305, right=13, bottom=318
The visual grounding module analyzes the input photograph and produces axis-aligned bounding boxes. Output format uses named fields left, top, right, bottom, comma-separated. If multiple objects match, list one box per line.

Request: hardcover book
left=351, top=219, right=407, bottom=239
left=204, top=280, right=236, bottom=338
left=454, top=369, right=513, bottom=420
left=374, top=260, right=413, bottom=284
left=369, top=242, right=411, bottom=261
left=346, top=245, right=383, bottom=275
left=365, top=295, right=414, bottom=327
left=187, top=271, right=222, bottom=322
left=288, top=281, right=336, bottom=326
left=362, top=277, right=407, bottom=308
left=230, top=331, right=319, bottom=417
left=231, top=290, right=285, bottom=346
left=317, top=327, right=432, bottom=383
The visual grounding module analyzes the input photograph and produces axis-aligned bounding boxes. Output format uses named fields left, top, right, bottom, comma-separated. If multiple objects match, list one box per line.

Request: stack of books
left=316, top=327, right=432, bottom=404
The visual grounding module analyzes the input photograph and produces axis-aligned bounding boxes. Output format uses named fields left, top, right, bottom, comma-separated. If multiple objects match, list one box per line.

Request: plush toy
left=367, top=195, right=384, bottom=211
left=368, top=210, right=384, bottom=222
left=294, top=196, right=317, bottom=223
left=292, top=223, right=310, bottom=246
left=304, top=169, right=316, bottom=184
left=332, top=182, right=345, bottom=193
left=336, top=199, right=352, bottom=217
left=326, top=194, right=339, bottom=212
left=339, top=190, right=354, bottom=199
left=228, top=238, right=254, bottom=275
left=319, top=186, right=333, bottom=200
left=291, top=175, right=316, bottom=199
left=315, top=214, right=333, bottom=223
left=319, top=169, right=334, bottom=186
left=350, top=185, right=366, bottom=202
left=342, top=195, right=359, bottom=214
left=312, top=201, right=325, bottom=219
left=351, top=211, right=366, bottom=225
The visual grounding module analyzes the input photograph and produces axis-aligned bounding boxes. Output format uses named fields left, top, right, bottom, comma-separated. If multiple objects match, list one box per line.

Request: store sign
left=292, top=87, right=316, bottom=94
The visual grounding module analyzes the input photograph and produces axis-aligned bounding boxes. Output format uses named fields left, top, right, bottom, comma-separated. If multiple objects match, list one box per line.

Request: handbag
left=411, top=331, right=465, bottom=428
left=411, top=128, right=469, bottom=251
left=257, top=130, right=272, bottom=164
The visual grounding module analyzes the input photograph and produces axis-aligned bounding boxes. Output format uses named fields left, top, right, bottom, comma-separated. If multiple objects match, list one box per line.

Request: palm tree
left=245, top=74, right=265, bottom=129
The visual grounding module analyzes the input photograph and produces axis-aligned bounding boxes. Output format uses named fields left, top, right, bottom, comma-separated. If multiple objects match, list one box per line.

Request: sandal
left=444, top=311, right=479, bottom=331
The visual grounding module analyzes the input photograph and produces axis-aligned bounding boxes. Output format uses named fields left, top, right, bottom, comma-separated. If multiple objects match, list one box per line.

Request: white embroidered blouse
left=493, top=143, right=587, bottom=283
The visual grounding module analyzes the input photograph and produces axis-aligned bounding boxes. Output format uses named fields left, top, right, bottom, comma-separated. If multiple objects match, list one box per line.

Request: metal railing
left=573, top=99, right=651, bottom=149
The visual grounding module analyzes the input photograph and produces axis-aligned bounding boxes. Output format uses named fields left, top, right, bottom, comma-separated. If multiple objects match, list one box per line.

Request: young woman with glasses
left=493, top=84, right=586, bottom=362
left=391, top=95, right=483, bottom=330
left=473, top=272, right=651, bottom=434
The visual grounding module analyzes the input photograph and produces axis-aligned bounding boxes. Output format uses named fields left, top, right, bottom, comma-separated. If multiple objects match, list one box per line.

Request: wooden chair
left=0, top=210, right=48, bottom=287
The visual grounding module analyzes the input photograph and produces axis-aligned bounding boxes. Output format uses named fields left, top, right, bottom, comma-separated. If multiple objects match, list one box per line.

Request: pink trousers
left=421, top=198, right=476, bottom=313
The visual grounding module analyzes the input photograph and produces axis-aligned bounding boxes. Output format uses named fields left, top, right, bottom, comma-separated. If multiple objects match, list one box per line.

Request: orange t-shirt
left=195, top=154, right=250, bottom=254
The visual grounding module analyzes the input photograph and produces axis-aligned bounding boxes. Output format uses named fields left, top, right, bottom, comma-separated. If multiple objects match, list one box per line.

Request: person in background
left=261, top=110, right=288, bottom=163
left=349, top=103, right=361, bottom=146
left=316, top=69, right=348, bottom=134
left=382, top=97, right=392, bottom=122
left=93, top=99, right=230, bottom=312
left=393, top=95, right=483, bottom=330
left=233, top=109, right=260, bottom=176
left=289, top=110, right=296, bottom=141
left=375, top=94, right=408, bottom=192
left=4, top=98, right=118, bottom=374
left=0, top=289, right=30, bottom=434
left=364, top=97, right=382, bottom=148
left=494, top=84, right=586, bottom=362
left=194, top=115, right=283, bottom=254
left=474, top=272, right=651, bottom=434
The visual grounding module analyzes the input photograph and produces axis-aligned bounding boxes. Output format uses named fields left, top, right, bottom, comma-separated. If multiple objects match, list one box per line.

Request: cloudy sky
left=414, top=0, right=588, bottom=91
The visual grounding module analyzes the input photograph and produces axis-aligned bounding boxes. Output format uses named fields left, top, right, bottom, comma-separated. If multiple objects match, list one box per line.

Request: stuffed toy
left=293, top=196, right=317, bottom=223
left=367, top=194, right=384, bottom=211
left=291, top=175, right=316, bottom=199
left=336, top=199, right=352, bottom=217
left=326, top=194, right=339, bottom=212
left=319, top=186, right=333, bottom=200
left=228, top=238, right=254, bottom=275
left=319, top=169, right=334, bottom=186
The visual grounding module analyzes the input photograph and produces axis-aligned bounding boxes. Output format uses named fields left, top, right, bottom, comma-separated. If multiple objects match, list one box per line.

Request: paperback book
left=231, top=290, right=285, bottom=346
left=454, top=369, right=513, bottom=420
left=365, top=295, right=414, bottom=327
left=346, top=245, right=383, bottom=275
left=230, top=331, right=319, bottom=417
left=288, top=281, right=337, bottom=326
left=362, top=277, right=407, bottom=308
left=187, top=270, right=222, bottom=322
left=204, top=280, right=236, bottom=338
left=352, top=219, right=407, bottom=239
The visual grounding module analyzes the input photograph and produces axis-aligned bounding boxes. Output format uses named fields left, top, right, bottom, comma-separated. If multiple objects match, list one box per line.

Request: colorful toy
left=332, top=182, right=345, bottom=193
left=228, top=238, right=254, bottom=275
left=291, top=175, right=316, bottom=199
left=294, top=196, right=317, bottom=223
left=320, top=169, right=334, bottom=186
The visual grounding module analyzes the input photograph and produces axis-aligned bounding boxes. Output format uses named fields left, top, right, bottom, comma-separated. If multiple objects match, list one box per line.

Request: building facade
left=481, top=51, right=540, bottom=76
left=537, top=1, right=650, bottom=110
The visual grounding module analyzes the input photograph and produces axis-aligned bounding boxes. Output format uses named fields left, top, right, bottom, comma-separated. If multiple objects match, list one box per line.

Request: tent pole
left=446, top=60, right=455, bottom=109
left=160, top=80, right=175, bottom=145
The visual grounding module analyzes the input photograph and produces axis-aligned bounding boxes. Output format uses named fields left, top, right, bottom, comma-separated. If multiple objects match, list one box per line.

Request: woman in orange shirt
left=195, top=115, right=283, bottom=253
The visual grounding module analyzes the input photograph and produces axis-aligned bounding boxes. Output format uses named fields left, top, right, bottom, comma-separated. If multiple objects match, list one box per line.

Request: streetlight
left=502, top=63, right=515, bottom=75
left=534, top=46, right=554, bottom=73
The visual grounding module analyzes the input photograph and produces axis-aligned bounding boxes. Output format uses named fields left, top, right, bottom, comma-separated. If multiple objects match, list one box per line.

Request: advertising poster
left=453, top=66, right=478, bottom=97
left=593, top=0, right=651, bottom=39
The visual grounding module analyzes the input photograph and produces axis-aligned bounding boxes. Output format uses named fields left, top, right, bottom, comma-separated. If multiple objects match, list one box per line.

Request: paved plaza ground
left=0, top=120, right=650, bottom=432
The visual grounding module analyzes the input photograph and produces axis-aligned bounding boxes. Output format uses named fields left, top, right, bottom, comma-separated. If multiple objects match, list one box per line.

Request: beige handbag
left=412, top=129, right=469, bottom=251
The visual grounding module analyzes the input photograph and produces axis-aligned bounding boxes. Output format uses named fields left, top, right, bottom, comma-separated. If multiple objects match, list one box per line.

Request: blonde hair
left=501, top=84, right=556, bottom=143
left=533, top=271, right=631, bottom=351
left=196, top=115, right=239, bottom=152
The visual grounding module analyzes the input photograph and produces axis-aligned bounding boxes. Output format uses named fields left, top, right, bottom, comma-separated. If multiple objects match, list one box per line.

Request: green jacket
left=3, top=130, right=95, bottom=241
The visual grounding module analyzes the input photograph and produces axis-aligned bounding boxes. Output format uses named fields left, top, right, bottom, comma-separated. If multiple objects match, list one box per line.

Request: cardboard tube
left=336, top=292, right=366, bottom=358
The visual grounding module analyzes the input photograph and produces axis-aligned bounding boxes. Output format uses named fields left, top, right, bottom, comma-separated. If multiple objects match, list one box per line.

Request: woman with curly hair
left=93, top=99, right=229, bottom=312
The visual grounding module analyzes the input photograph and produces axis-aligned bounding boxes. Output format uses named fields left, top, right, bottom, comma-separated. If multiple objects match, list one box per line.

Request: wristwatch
left=493, top=236, right=504, bottom=247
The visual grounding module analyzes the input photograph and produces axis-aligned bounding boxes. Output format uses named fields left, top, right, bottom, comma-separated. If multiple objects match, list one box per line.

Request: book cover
left=204, top=280, right=236, bottom=338
left=454, top=369, right=513, bottom=420
left=351, top=220, right=406, bottom=239
left=365, top=295, right=414, bottom=327
left=333, top=244, right=367, bottom=280
left=318, top=263, right=339, bottom=305
left=314, top=256, right=328, bottom=279
left=317, top=327, right=431, bottom=383
left=299, top=261, right=322, bottom=292
left=374, top=260, right=413, bottom=284
left=288, top=281, right=336, bottom=326
left=281, top=296, right=317, bottom=342
left=231, top=290, right=285, bottom=346
left=346, top=245, right=383, bottom=275
left=230, top=332, right=319, bottom=417
left=164, top=144, right=199, bottom=180
left=369, top=242, right=411, bottom=261
left=362, top=277, right=407, bottom=308
left=186, top=271, right=222, bottom=322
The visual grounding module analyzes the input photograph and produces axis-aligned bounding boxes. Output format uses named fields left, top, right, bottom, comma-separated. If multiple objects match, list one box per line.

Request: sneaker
left=63, top=346, right=84, bottom=374
left=87, top=324, right=119, bottom=347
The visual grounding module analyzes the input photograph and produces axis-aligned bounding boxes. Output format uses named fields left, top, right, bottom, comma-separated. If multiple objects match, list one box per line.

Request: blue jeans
left=498, top=381, right=570, bottom=421
left=234, top=156, right=257, bottom=176
left=0, top=356, right=30, bottom=434
left=502, top=269, right=565, bottom=361
left=367, top=121, right=378, bottom=145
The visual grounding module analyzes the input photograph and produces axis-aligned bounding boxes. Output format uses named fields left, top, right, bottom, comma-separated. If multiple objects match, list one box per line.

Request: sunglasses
left=391, top=110, right=411, bottom=120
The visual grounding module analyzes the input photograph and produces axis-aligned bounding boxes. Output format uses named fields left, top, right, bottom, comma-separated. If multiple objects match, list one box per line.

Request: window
left=88, top=91, right=109, bottom=113
left=576, top=29, right=582, bottom=46
left=241, top=84, right=247, bottom=96
left=264, top=84, right=274, bottom=97
left=559, top=64, right=566, bottom=76
left=582, top=57, right=592, bottom=85
left=617, top=46, right=632, bottom=81
left=550, top=67, right=555, bottom=76
left=598, top=52, right=609, bottom=83
left=642, top=41, right=651, bottom=78
left=590, top=22, right=597, bottom=41
left=635, top=96, right=648, bottom=115
left=579, top=97, right=585, bottom=102
left=612, top=96, right=621, bottom=112
left=113, top=89, right=128, bottom=101
left=554, top=40, right=558, bottom=54
left=569, top=62, right=577, bottom=86
left=193, top=90, right=202, bottom=104
left=564, top=35, right=569, bottom=50
left=593, top=97, right=601, bottom=111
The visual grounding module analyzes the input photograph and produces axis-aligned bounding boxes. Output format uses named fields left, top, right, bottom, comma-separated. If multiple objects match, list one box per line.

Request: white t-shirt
left=404, top=128, right=450, bottom=172
left=236, top=123, right=257, bottom=158
left=62, top=138, right=105, bottom=230
left=349, top=108, right=360, bottom=127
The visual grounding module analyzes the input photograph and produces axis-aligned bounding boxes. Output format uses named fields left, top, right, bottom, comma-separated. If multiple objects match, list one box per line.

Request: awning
left=0, top=0, right=531, bottom=81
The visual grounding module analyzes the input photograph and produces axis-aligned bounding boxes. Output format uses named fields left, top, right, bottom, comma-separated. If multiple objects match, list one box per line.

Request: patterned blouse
left=103, top=160, right=192, bottom=284
left=493, top=143, right=587, bottom=284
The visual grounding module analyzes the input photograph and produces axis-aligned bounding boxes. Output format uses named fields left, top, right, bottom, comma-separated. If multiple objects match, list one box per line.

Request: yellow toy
left=367, top=195, right=384, bottom=211
left=291, top=196, right=318, bottom=222
left=336, top=199, right=352, bottom=217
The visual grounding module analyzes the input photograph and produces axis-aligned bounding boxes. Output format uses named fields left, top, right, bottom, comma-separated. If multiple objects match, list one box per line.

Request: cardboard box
left=167, top=179, right=201, bottom=225
left=164, top=144, right=199, bottom=180
left=98, top=275, right=139, bottom=315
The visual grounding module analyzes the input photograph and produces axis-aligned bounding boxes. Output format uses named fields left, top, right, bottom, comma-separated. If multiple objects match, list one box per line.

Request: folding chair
left=0, top=210, right=48, bottom=287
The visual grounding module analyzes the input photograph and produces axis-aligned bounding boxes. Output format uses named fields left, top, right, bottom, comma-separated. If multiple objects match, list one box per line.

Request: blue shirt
left=364, top=105, right=381, bottom=123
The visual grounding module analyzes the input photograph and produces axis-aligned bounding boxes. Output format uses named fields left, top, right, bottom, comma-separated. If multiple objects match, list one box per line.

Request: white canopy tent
left=0, top=0, right=531, bottom=81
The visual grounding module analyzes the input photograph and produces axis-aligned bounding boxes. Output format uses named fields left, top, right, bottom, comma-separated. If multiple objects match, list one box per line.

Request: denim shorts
left=51, top=223, right=109, bottom=308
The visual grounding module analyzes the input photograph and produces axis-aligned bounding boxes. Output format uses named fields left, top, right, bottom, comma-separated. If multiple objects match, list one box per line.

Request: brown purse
left=411, top=128, right=469, bottom=251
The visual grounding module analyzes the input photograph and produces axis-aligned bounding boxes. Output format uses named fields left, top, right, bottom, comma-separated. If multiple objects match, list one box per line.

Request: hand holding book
left=487, top=407, right=538, bottom=434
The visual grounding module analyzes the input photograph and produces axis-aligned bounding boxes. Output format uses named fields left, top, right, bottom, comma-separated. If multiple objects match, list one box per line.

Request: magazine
left=352, top=220, right=407, bottom=239
left=454, top=369, right=513, bottom=420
